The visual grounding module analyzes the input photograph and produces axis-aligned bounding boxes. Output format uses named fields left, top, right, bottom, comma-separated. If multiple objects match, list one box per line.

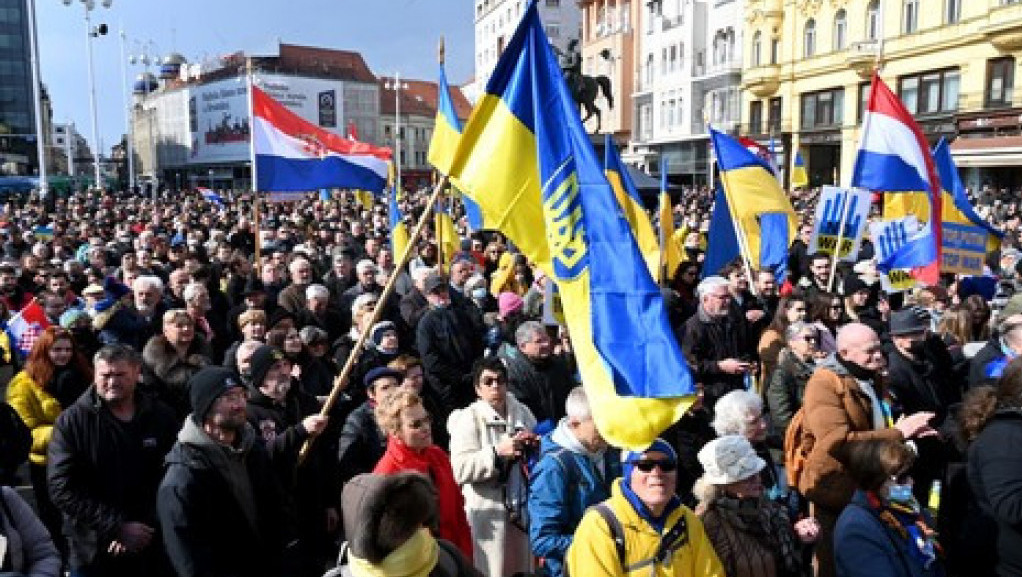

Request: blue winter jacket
left=527, top=430, right=621, bottom=577
left=835, top=490, right=945, bottom=577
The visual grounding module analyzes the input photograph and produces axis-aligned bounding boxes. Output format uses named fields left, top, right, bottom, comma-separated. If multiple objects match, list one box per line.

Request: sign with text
left=870, top=217, right=922, bottom=294
left=808, top=186, right=871, bottom=262
left=942, top=222, right=987, bottom=276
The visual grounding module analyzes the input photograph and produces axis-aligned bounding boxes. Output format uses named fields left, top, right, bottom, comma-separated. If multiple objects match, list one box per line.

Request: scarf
left=349, top=528, right=438, bottom=577
left=865, top=491, right=941, bottom=569
left=712, top=495, right=802, bottom=577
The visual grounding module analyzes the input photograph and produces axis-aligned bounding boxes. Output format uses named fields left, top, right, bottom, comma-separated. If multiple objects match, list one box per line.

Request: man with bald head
left=968, top=311, right=1022, bottom=388
left=798, top=322, right=937, bottom=577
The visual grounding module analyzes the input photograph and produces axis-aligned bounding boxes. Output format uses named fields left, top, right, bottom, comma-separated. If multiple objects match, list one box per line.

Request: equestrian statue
left=554, top=39, right=614, bottom=134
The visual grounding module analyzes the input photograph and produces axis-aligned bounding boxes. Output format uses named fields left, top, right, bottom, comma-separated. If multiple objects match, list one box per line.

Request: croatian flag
left=8, top=299, right=49, bottom=356
left=851, top=73, right=942, bottom=284
left=252, top=86, right=392, bottom=192
left=738, top=136, right=779, bottom=178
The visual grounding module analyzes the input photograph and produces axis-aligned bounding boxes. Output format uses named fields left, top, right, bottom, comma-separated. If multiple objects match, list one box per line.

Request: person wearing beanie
left=158, top=365, right=294, bottom=577
left=338, top=367, right=405, bottom=486
left=48, top=344, right=178, bottom=577
left=566, top=437, right=725, bottom=577
left=244, top=345, right=334, bottom=576
left=693, top=435, right=818, bottom=577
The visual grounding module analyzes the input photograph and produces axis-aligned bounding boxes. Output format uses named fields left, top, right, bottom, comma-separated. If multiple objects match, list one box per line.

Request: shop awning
left=950, top=135, right=1022, bottom=168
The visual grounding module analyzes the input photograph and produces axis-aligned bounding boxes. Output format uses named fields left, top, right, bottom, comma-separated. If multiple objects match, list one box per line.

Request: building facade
left=741, top=0, right=1022, bottom=191
left=577, top=0, right=639, bottom=140
left=0, top=0, right=47, bottom=176
left=467, top=0, right=582, bottom=102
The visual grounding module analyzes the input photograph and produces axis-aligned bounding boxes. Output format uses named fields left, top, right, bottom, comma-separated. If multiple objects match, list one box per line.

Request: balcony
left=742, top=64, right=780, bottom=98
left=845, top=40, right=880, bottom=78
left=981, top=2, right=1022, bottom=51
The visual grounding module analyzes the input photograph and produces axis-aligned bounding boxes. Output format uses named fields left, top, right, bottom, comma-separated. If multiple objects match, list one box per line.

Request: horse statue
left=554, top=39, right=614, bottom=133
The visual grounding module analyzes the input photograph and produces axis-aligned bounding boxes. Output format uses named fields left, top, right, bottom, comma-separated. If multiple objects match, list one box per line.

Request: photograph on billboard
left=188, top=74, right=345, bottom=165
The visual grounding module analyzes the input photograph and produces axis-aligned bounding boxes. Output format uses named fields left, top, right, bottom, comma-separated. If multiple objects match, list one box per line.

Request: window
left=662, top=48, right=668, bottom=75
left=834, top=10, right=847, bottom=51
left=903, top=0, right=919, bottom=34
left=752, top=31, right=762, bottom=66
left=670, top=45, right=677, bottom=71
left=546, top=24, right=560, bottom=37
left=867, top=0, right=880, bottom=40
left=804, top=19, right=817, bottom=58
left=667, top=99, right=676, bottom=127
left=750, top=100, right=763, bottom=134
left=546, top=0, right=559, bottom=6
left=857, top=82, right=870, bottom=124
left=768, top=97, right=782, bottom=132
left=800, top=88, right=844, bottom=129
left=946, top=0, right=961, bottom=23
left=770, top=38, right=780, bottom=64
left=986, top=57, right=1015, bottom=108
left=897, top=68, right=960, bottom=115
left=645, top=53, right=654, bottom=86
left=660, top=101, right=668, bottom=128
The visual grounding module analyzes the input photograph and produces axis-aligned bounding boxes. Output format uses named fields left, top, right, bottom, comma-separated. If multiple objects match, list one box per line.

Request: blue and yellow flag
left=436, top=199, right=460, bottom=269
left=791, top=150, right=808, bottom=188
left=448, top=0, right=694, bottom=449
left=389, top=187, right=410, bottom=258
left=711, top=128, right=797, bottom=279
left=604, top=134, right=659, bottom=278
left=659, top=159, right=683, bottom=283
left=354, top=189, right=375, bottom=211
left=428, top=63, right=483, bottom=232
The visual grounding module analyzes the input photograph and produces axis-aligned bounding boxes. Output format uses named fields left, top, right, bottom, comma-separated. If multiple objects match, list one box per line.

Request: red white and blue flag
left=252, top=86, right=392, bottom=192
left=8, top=299, right=49, bottom=356
left=738, top=136, right=779, bottom=178
left=851, top=72, right=942, bottom=284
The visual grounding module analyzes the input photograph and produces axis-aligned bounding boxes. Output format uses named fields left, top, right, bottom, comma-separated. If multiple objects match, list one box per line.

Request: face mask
left=432, top=301, right=449, bottom=310
left=471, top=288, right=488, bottom=300
left=886, top=482, right=915, bottom=505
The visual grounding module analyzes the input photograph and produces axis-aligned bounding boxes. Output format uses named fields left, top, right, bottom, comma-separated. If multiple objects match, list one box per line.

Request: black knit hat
left=250, top=345, right=289, bottom=387
left=189, top=367, right=245, bottom=425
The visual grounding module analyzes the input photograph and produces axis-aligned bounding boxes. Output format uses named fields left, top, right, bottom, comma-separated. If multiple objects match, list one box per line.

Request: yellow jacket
left=6, top=371, right=62, bottom=465
left=566, top=480, right=724, bottom=577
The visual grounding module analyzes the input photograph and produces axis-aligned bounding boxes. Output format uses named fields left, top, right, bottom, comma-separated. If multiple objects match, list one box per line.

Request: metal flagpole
left=658, top=156, right=668, bottom=287
left=299, top=175, right=451, bottom=464
left=712, top=130, right=760, bottom=297
left=246, top=57, right=262, bottom=263
left=26, top=0, right=47, bottom=198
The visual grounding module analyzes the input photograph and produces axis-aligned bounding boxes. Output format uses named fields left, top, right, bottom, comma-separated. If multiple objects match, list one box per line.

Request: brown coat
left=799, top=360, right=902, bottom=512
left=758, top=328, right=785, bottom=391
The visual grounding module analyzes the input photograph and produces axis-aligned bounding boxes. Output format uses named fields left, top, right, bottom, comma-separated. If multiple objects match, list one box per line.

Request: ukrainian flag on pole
left=428, top=61, right=484, bottom=231
left=448, top=0, right=694, bottom=449
left=389, top=186, right=410, bottom=258
left=791, top=150, right=808, bottom=188
left=604, top=134, right=659, bottom=279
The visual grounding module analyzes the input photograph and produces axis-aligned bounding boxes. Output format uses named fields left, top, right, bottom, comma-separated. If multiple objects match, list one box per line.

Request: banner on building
left=808, top=186, right=871, bottom=262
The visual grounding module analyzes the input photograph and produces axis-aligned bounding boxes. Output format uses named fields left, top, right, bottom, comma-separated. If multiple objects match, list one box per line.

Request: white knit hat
left=696, top=435, right=766, bottom=485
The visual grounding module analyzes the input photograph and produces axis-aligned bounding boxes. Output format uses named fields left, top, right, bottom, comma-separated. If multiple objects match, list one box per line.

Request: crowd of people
left=0, top=182, right=1020, bottom=577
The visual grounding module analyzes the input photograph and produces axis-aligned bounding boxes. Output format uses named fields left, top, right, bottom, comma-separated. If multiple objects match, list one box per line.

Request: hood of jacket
left=817, top=352, right=852, bottom=377
left=546, top=417, right=605, bottom=461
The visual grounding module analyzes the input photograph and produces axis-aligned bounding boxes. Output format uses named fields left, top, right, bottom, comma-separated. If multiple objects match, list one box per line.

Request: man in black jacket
left=681, top=276, right=756, bottom=412
left=48, top=344, right=178, bottom=577
left=416, top=274, right=484, bottom=417
left=500, top=321, right=573, bottom=424
left=158, top=366, right=293, bottom=577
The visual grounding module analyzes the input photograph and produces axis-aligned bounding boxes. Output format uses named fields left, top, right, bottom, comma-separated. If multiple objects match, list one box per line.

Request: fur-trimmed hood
left=342, top=472, right=438, bottom=565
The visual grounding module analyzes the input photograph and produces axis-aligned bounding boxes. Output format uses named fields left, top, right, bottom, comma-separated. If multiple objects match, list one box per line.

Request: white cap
left=696, top=435, right=765, bottom=485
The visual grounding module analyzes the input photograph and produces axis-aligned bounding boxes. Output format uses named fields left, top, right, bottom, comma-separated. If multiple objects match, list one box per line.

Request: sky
left=34, top=0, right=475, bottom=158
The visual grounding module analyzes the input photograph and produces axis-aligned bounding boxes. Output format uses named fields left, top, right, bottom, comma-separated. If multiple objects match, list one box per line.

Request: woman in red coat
left=372, top=389, right=474, bottom=560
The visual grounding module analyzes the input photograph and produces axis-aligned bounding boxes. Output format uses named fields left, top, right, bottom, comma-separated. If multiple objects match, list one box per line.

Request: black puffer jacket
left=337, top=401, right=387, bottom=485
left=158, top=419, right=292, bottom=577
left=47, top=388, right=178, bottom=571
left=500, top=347, right=573, bottom=425
left=968, top=409, right=1022, bottom=577
left=681, top=305, right=756, bottom=409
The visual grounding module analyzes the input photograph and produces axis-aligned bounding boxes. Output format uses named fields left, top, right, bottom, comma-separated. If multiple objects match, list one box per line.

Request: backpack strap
left=592, top=503, right=627, bottom=569
left=548, top=448, right=580, bottom=485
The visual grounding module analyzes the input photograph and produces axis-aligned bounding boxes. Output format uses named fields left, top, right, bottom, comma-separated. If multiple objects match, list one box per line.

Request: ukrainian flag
left=389, top=187, right=410, bottom=258
left=791, top=150, right=808, bottom=188
left=436, top=198, right=460, bottom=269
left=448, top=0, right=694, bottom=449
left=659, top=159, right=683, bottom=283
left=428, top=63, right=484, bottom=232
left=354, top=189, right=375, bottom=211
left=604, top=134, right=659, bottom=279
left=711, top=128, right=797, bottom=276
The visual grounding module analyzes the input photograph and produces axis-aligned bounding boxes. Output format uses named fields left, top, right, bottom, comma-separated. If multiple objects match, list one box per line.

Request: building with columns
left=741, top=0, right=1022, bottom=192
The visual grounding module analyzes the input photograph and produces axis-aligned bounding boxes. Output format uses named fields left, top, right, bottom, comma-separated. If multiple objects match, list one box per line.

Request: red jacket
left=373, top=436, right=474, bottom=560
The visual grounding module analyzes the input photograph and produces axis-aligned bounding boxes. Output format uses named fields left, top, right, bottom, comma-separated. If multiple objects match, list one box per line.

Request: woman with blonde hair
left=373, top=389, right=473, bottom=561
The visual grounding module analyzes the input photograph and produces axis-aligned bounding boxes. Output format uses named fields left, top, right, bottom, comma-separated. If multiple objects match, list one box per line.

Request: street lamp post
left=385, top=73, right=408, bottom=196
left=63, top=0, right=112, bottom=190
left=119, top=28, right=134, bottom=192
left=25, top=0, right=47, bottom=198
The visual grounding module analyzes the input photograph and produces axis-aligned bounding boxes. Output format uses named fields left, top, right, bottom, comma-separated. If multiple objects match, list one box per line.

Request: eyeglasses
left=628, top=459, right=678, bottom=473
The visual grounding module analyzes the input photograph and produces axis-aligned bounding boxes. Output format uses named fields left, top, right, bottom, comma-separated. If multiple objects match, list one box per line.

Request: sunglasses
left=629, top=459, right=678, bottom=473
left=408, top=415, right=432, bottom=430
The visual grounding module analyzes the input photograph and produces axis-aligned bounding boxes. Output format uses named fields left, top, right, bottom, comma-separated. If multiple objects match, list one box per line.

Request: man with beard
left=244, top=345, right=333, bottom=577
left=0, top=264, right=33, bottom=312
left=132, top=276, right=167, bottom=344
left=158, top=366, right=293, bottom=577
left=500, top=321, right=574, bottom=425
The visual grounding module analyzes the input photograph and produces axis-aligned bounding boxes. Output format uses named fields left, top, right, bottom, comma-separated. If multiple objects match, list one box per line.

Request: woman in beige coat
left=448, top=357, right=538, bottom=577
